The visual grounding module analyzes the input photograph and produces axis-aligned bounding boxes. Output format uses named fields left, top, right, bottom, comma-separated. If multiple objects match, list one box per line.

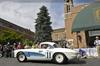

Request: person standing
left=0, top=44, right=3, bottom=57
left=3, top=45, right=8, bottom=57
left=94, top=36, right=100, bottom=58
left=17, top=42, right=24, bottom=49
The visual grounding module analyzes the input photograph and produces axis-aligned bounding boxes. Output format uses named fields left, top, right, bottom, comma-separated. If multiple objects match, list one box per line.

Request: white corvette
left=14, top=42, right=80, bottom=64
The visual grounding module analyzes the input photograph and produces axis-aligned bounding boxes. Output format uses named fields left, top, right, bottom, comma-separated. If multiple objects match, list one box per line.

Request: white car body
left=14, top=42, right=80, bottom=63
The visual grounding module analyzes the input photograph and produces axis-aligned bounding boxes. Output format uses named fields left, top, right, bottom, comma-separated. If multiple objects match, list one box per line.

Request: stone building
left=64, top=0, right=87, bottom=48
left=52, top=28, right=66, bottom=41
left=64, top=0, right=100, bottom=48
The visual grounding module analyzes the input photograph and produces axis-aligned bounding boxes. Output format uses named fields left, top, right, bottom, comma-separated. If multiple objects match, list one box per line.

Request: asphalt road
left=0, top=58, right=100, bottom=66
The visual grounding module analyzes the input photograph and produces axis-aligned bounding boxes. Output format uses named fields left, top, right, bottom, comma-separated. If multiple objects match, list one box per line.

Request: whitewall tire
left=53, top=53, right=67, bottom=64
left=17, top=52, right=27, bottom=62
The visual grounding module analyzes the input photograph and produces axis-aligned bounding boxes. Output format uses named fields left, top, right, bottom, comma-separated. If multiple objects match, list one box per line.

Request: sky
left=0, top=0, right=97, bottom=32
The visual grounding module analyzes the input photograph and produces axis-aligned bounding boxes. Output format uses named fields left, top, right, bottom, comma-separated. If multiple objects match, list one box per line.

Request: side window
left=41, top=44, right=48, bottom=49
left=40, top=44, right=54, bottom=49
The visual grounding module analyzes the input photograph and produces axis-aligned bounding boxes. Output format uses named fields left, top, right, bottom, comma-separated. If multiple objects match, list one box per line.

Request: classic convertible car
left=14, top=42, right=80, bottom=64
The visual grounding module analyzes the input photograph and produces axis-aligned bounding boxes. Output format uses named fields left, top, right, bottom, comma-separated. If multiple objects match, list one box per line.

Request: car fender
left=51, top=52, right=67, bottom=60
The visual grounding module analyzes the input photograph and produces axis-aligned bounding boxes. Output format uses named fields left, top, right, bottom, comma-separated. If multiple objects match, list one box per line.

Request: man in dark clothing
left=7, top=45, right=12, bottom=57
left=3, top=44, right=12, bottom=58
left=3, top=45, right=8, bottom=57
left=0, top=44, right=3, bottom=57
left=9, top=45, right=14, bottom=58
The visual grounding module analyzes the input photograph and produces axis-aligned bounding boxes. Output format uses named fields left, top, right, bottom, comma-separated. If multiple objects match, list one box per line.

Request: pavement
left=0, top=57, right=100, bottom=66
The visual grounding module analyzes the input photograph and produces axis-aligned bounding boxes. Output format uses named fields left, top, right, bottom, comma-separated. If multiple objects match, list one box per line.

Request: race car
left=14, top=42, right=80, bottom=64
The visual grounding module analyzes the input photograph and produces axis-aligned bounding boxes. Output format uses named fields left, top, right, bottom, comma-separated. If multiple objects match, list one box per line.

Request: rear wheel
left=17, top=52, right=27, bottom=62
left=53, top=53, right=67, bottom=64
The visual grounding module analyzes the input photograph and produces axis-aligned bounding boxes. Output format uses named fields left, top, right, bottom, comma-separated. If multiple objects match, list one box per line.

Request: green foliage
left=22, top=39, right=33, bottom=46
left=0, top=28, right=23, bottom=44
left=34, top=6, right=53, bottom=43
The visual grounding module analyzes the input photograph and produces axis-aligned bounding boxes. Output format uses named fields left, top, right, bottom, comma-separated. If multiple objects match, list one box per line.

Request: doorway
left=88, top=36, right=96, bottom=47
left=85, top=31, right=96, bottom=48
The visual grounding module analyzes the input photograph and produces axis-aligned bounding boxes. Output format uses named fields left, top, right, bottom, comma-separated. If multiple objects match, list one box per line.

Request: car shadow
left=21, top=60, right=53, bottom=64
left=21, top=59, right=86, bottom=65
left=66, top=59, right=86, bottom=65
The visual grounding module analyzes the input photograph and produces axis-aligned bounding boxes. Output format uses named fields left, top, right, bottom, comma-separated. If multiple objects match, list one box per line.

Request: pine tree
left=34, top=6, right=53, bottom=43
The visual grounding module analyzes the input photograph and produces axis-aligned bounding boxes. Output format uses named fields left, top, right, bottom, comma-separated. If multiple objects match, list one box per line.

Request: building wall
left=52, top=28, right=66, bottom=41
left=65, top=5, right=88, bottom=48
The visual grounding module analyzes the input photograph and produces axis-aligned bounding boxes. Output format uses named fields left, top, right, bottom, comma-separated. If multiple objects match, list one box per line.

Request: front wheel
left=17, top=52, right=27, bottom=62
left=53, top=53, right=67, bottom=64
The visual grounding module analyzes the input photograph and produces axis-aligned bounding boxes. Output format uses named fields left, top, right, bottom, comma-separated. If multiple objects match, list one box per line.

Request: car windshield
left=53, top=44, right=61, bottom=48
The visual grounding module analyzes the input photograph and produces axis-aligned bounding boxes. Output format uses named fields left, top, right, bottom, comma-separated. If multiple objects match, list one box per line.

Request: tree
left=0, top=28, right=23, bottom=44
left=22, top=39, right=33, bottom=46
left=34, top=6, right=53, bottom=43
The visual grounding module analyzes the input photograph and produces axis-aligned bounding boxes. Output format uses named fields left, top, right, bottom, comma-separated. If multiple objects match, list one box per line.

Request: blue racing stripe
left=24, top=52, right=45, bottom=57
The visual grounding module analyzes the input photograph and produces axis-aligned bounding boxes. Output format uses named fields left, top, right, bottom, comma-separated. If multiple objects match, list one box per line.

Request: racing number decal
left=49, top=52, right=51, bottom=58
left=47, top=52, right=48, bottom=58
left=47, top=52, right=51, bottom=58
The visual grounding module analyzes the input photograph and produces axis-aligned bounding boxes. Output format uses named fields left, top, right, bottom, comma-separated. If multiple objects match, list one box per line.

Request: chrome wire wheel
left=17, top=52, right=26, bottom=62
left=54, top=53, right=65, bottom=64
left=18, top=54, right=25, bottom=61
